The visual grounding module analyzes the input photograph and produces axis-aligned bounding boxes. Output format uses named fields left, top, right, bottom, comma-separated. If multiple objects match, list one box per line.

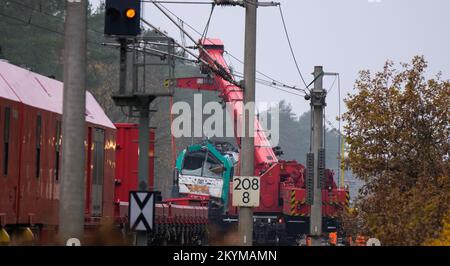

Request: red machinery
left=0, top=42, right=348, bottom=245
left=175, top=39, right=349, bottom=244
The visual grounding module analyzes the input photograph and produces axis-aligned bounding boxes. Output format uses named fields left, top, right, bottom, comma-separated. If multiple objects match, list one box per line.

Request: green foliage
left=343, top=56, right=450, bottom=245
left=424, top=212, right=450, bottom=246
left=0, top=0, right=65, bottom=77
left=0, top=0, right=116, bottom=94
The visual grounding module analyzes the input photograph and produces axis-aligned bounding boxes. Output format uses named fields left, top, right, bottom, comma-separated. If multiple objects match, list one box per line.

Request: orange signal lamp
left=125, top=8, right=136, bottom=19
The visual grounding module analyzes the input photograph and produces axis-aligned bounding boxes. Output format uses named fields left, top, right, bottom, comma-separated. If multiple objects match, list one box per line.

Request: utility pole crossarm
left=214, top=0, right=279, bottom=7
left=255, top=1, right=280, bottom=7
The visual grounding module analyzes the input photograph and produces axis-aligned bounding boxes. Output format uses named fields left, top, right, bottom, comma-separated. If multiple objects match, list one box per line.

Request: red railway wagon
left=113, top=125, right=208, bottom=245
left=0, top=60, right=116, bottom=244
left=114, top=123, right=155, bottom=221
left=0, top=61, right=208, bottom=245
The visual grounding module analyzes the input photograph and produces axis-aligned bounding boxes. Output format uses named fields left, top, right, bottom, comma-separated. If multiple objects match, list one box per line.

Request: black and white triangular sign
left=129, top=191, right=155, bottom=232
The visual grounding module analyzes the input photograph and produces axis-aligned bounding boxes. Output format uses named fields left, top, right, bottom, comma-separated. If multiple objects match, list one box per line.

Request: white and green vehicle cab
left=174, top=140, right=238, bottom=209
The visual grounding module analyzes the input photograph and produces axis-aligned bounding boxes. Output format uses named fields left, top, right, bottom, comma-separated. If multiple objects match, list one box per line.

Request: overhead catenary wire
left=141, top=19, right=202, bottom=61
left=211, top=51, right=305, bottom=97
left=3, top=0, right=307, bottom=99
left=141, top=18, right=241, bottom=87
left=147, top=0, right=308, bottom=98
left=0, top=11, right=108, bottom=49
left=201, top=3, right=216, bottom=41
left=142, top=0, right=278, bottom=7
left=5, top=0, right=105, bottom=35
left=278, top=5, right=309, bottom=91
left=101, top=42, right=197, bottom=62
left=148, top=0, right=238, bottom=85
left=141, top=0, right=214, bottom=4
left=156, top=3, right=204, bottom=36
left=327, top=74, right=338, bottom=93
left=0, top=1, right=118, bottom=51
left=0, top=11, right=63, bottom=36
left=149, top=1, right=219, bottom=57
left=232, top=70, right=305, bottom=95
left=5, top=0, right=301, bottom=92
left=231, top=71, right=305, bottom=97
left=147, top=1, right=302, bottom=95
left=256, top=83, right=305, bottom=97
left=225, top=51, right=306, bottom=94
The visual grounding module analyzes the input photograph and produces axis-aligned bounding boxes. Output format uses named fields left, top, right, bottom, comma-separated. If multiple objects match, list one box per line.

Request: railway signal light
left=125, top=8, right=137, bottom=19
left=104, top=0, right=141, bottom=36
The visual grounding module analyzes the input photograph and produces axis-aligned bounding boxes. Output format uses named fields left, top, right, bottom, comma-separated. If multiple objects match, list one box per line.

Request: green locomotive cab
left=174, top=140, right=238, bottom=209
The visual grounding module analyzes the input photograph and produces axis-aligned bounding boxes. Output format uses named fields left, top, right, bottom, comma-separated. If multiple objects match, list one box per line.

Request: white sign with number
left=232, top=176, right=260, bottom=207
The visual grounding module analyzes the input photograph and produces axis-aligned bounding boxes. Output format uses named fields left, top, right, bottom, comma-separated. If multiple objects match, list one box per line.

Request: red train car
left=113, top=125, right=208, bottom=245
left=0, top=60, right=116, bottom=244
left=0, top=61, right=208, bottom=246
left=114, top=123, right=155, bottom=221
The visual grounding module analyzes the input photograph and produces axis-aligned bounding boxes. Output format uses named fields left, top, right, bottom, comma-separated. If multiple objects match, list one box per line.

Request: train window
left=92, top=128, right=105, bottom=217
left=55, top=120, right=61, bottom=181
left=181, top=150, right=207, bottom=176
left=181, top=150, right=224, bottom=178
left=202, top=152, right=224, bottom=178
left=36, top=115, right=42, bottom=178
left=3, top=107, right=10, bottom=176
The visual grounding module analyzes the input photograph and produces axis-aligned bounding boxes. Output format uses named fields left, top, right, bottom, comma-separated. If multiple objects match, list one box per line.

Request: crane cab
left=174, top=140, right=237, bottom=207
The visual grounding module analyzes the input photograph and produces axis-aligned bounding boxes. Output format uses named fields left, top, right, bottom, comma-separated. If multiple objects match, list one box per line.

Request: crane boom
left=176, top=39, right=278, bottom=174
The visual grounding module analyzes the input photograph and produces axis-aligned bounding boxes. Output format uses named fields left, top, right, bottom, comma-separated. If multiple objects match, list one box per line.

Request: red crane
left=175, top=38, right=349, bottom=243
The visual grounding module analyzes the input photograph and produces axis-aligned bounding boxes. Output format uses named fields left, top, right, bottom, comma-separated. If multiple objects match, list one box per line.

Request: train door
left=0, top=103, right=20, bottom=225
left=91, top=128, right=105, bottom=217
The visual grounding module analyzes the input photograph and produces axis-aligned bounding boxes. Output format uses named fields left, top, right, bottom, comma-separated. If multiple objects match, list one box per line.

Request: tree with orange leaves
left=342, top=56, right=450, bottom=246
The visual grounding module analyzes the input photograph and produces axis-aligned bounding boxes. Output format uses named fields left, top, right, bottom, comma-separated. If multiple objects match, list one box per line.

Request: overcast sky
left=92, top=0, right=450, bottom=130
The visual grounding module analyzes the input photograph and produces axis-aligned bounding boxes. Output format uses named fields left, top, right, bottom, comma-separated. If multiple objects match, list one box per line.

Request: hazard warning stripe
left=344, top=191, right=350, bottom=211
left=290, top=190, right=297, bottom=216
left=289, top=190, right=310, bottom=217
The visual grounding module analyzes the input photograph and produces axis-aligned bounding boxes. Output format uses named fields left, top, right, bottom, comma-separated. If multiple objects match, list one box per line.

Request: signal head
left=125, top=8, right=136, bottom=19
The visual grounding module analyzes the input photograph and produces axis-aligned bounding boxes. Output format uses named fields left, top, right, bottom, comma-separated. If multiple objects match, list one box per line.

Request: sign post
left=232, top=176, right=260, bottom=208
left=129, top=191, right=155, bottom=232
